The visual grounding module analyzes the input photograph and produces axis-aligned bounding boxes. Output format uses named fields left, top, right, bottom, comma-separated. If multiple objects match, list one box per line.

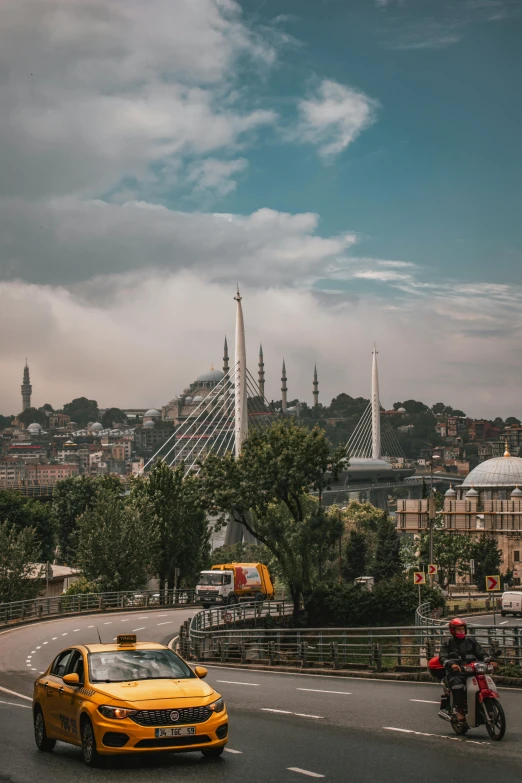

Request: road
left=1, top=609, right=522, bottom=781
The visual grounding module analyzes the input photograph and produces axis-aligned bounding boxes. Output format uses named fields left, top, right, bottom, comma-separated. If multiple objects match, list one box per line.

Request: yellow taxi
left=32, top=635, right=228, bottom=766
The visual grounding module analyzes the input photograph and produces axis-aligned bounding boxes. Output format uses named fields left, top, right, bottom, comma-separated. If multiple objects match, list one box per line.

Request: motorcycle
left=431, top=652, right=506, bottom=741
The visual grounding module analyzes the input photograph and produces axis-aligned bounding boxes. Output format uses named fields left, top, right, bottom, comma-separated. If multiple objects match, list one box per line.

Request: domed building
left=441, top=446, right=522, bottom=583
left=27, top=422, right=44, bottom=436
left=143, top=408, right=161, bottom=423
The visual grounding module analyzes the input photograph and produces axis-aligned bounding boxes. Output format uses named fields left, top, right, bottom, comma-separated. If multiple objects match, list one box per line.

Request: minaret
left=21, top=360, right=32, bottom=411
left=234, top=287, right=248, bottom=457
left=258, top=344, right=265, bottom=398
left=313, top=364, right=319, bottom=408
left=281, top=359, right=288, bottom=412
left=223, top=336, right=229, bottom=375
left=371, top=345, right=381, bottom=460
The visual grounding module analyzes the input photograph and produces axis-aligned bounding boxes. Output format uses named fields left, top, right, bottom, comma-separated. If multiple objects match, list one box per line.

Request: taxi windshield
left=198, top=573, right=224, bottom=585
left=88, top=649, right=195, bottom=683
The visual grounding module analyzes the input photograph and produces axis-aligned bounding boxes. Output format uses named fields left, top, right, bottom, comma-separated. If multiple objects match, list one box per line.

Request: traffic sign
left=428, top=564, right=438, bottom=575
left=414, top=571, right=426, bottom=585
left=486, top=575, right=501, bottom=592
left=224, top=612, right=233, bottom=623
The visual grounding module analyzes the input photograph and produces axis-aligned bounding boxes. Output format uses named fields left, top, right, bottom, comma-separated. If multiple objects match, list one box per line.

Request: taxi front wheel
left=81, top=717, right=103, bottom=767
left=201, top=747, right=224, bottom=758
left=34, top=707, right=56, bottom=752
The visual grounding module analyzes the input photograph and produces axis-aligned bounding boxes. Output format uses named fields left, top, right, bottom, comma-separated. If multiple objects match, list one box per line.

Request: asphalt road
left=2, top=609, right=522, bottom=781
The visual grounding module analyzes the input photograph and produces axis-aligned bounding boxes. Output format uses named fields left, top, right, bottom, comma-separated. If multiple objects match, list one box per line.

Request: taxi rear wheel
left=34, top=706, right=56, bottom=752
left=201, top=747, right=224, bottom=758
left=81, top=717, right=103, bottom=767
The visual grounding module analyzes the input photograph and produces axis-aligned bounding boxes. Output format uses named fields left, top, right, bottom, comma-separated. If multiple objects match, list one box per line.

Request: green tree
left=342, top=530, right=368, bottom=582
left=62, top=397, right=99, bottom=427
left=41, top=403, right=54, bottom=412
left=130, top=461, right=210, bottom=594
left=53, top=475, right=123, bottom=564
left=17, top=407, right=48, bottom=428
left=0, top=490, right=56, bottom=562
left=371, top=517, right=402, bottom=582
left=198, top=420, right=346, bottom=619
left=505, top=417, right=521, bottom=427
left=472, top=534, right=502, bottom=589
left=101, top=408, right=128, bottom=428
left=420, top=531, right=473, bottom=588
left=0, top=521, right=42, bottom=602
left=75, top=491, right=155, bottom=592
left=0, top=414, right=12, bottom=429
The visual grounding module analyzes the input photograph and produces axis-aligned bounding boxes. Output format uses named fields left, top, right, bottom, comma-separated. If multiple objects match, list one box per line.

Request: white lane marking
left=157, top=614, right=168, bottom=617
left=113, top=637, right=117, bottom=641
left=73, top=629, right=80, bottom=632
left=26, top=664, right=32, bottom=667
left=62, top=633, right=67, bottom=636
left=287, top=768, right=325, bottom=778
left=133, top=627, right=146, bottom=632
left=87, top=626, right=94, bottom=629
left=138, top=616, right=148, bottom=619
left=297, top=688, right=351, bottom=695
left=383, top=727, right=489, bottom=745
left=120, top=619, right=130, bottom=622
left=0, top=700, right=32, bottom=709
left=31, top=668, right=37, bottom=671
left=52, top=637, right=58, bottom=640
left=0, top=686, right=32, bottom=702
left=31, top=650, right=36, bottom=653
left=260, top=708, right=323, bottom=719
left=157, top=621, right=172, bottom=625
left=224, top=748, right=243, bottom=754
left=499, top=621, right=508, bottom=625
left=217, top=680, right=260, bottom=687
left=104, top=622, right=112, bottom=625
left=42, top=641, right=48, bottom=644
left=410, top=699, right=439, bottom=704
left=36, top=646, right=41, bottom=649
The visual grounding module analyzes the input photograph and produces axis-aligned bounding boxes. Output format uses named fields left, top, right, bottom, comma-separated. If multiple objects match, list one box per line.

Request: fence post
left=331, top=641, right=339, bottom=670
left=514, top=627, right=521, bottom=665
left=372, top=643, right=382, bottom=672
left=397, top=629, right=402, bottom=667
left=268, top=641, right=275, bottom=666
left=300, top=641, right=308, bottom=669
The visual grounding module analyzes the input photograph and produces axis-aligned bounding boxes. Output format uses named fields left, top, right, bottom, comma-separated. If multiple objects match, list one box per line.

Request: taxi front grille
left=131, top=706, right=211, bottom=726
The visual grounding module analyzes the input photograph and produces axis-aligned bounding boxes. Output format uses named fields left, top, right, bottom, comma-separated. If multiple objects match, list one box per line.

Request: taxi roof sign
left=117, top=634, right=137, bottom=646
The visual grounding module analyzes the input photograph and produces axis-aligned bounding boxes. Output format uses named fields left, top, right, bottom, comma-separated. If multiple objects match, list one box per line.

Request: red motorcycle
left=429, top=653, right=506, bottom=741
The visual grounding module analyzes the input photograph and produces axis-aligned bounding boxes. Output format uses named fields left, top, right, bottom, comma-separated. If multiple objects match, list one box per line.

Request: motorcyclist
left=439, top=618, right=486, bottom=722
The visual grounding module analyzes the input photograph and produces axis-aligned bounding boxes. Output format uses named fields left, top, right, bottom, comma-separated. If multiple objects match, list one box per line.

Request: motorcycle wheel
left=483, top=698, right=506, bottom=741
left=451, top=720, right=469, bottom=736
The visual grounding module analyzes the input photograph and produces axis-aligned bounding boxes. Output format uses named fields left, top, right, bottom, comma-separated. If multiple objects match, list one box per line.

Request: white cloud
left=297, top=79, right=379, bottom=159
left=186, top=157, right=249, bottom=197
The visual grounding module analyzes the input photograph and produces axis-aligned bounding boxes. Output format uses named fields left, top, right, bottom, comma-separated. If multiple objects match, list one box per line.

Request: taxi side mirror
left=63, top=673, right=80, bottom=686
left=194, top=666, right=208, bottom=679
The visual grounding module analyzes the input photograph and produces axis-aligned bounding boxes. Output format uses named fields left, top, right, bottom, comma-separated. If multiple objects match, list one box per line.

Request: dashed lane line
left=157, top=621, right=172, bottom=626
left=288, top=768, right=325, bottom=778
left=383, top=727, right=489, bottom=745
left=0, top=686, right=32, bottom=702
left=261, top=708, right=323, bottom=719
left=261, top=708, right=292, bottom=714
left=103, top=622, right=112, bottom=625
left=499, top=621, right=509, bottom=625
left=87, top=626, right=94, bottom=629
left=297, top=688, right=351, bottom=695
left=217, top=680, right=260, bottom=687
left=224, top=748, right=243, bottom=754
left=0, top=700, right=32, bottom=710
left=410, top=699, right=439, bottom=704
left=133, top=627, right=146, bottom=632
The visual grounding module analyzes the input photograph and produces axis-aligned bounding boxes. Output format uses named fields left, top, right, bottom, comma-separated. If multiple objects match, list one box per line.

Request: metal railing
left=182, top=601, right=522, bottom=670
left=0, top=589, right=198, bottom=629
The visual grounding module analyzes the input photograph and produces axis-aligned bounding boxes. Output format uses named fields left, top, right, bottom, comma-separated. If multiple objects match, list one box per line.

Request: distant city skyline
left=0, top=1, right=520, bottom=417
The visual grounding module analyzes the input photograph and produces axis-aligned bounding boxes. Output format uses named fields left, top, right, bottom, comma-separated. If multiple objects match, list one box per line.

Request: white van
left=501, top=591, right=522, bottom=617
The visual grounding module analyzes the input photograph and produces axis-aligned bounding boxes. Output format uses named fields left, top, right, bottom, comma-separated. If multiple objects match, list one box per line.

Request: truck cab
left=196, top=570, right=235, bottom=608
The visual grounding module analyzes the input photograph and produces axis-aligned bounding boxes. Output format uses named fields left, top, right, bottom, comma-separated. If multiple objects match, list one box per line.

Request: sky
left=0, top=0, right=521, bottom=417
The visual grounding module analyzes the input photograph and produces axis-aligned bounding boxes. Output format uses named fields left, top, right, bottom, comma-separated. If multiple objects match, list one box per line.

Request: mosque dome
left=143, top=420, right=155, bottom=428
left=511, top=486, right=522, bottom=498
left=144, top=408, right=160, bottom=418
left=462, top=450, right=522, bottom=488
left=445, top=485, right=456, bottom=497
left=27, top=422, right=43, bottom=433
left=397, top=407, right=406, bottom=413
left=184, top=396, right=192, bottom=403
left=465, top=486, right=478, bottom=497
left=195, top=369, right=224, bottom=384
left=193, top=395, right=204, bottom=403
left=91, top=422, right=103, bottom=431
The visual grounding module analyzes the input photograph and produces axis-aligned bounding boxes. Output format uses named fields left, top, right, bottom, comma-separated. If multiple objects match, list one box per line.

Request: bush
left=304, top=578, right=444, bottom=627
left=63, top=576, right=99, bottom=596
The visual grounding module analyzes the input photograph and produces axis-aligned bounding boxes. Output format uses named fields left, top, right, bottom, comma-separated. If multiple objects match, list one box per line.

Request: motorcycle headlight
left=474, top=663, right=487, bottom=674
left=208, top=697, right=225, bottom=713
left=98, top=705, right=137, bottom=720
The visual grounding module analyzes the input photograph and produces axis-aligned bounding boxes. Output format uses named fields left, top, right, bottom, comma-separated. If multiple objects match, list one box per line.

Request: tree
left=342, top=530, right=368, bottom=582
left=472, top=534, right=502, bottom=589
left=101, top=408, right=128, bottom=428
left=420, top=531, right=473, bottom=588
left=53, top=475, right=123, bottom=564
left=0, top=521, right=42, bottom=603
left=431, top=402, right=446, bottom=415
left=17, top=407, right=48, bottom=428
left=0, top=490, right=56, bottom=562
left=75, top=490, right=155, bottom=592
left=0, top=414, right=12, bottom=429
left=371, top=517, right=402, bottom=582
left=130, top=461, right=210, bottom=594
left=62, top=397, right=99, bottom=427
left=41, top=403, right=54, bottom=412
left=198, top=419, right=346, bottom=619
left=505, top=417, right=521, bottom=427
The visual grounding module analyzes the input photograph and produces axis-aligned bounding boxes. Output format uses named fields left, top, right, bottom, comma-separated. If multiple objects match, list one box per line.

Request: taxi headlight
left=208, top=697, right=225, bottom=713
left=98, top=705, right=137, bottom=720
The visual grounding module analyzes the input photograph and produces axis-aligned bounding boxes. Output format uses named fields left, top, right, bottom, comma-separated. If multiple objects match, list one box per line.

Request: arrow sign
left=486, top=575, right=500, bottom=592
left=414, top=571, right=426, bottom=585
left=428, top=564, right=438, bottom=575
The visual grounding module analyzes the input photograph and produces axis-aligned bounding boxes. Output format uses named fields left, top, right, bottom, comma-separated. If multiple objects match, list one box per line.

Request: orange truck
left=196, top=562, right=274, bottom=607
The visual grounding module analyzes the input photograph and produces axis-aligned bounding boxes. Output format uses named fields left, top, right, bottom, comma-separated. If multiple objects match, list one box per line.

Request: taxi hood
left=93, top=678, right=215, bottom=703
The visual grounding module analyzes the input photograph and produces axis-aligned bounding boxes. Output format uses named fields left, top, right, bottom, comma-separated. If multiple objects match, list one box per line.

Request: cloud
left=0, top=0, right=277, bottom=198
left=296, top=79, right=379, bottom=159
left=186, top=157, right=249, bottom=197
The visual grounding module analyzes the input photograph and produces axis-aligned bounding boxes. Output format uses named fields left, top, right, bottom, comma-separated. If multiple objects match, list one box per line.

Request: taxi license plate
left=155, top=727, right=196, bottom=738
